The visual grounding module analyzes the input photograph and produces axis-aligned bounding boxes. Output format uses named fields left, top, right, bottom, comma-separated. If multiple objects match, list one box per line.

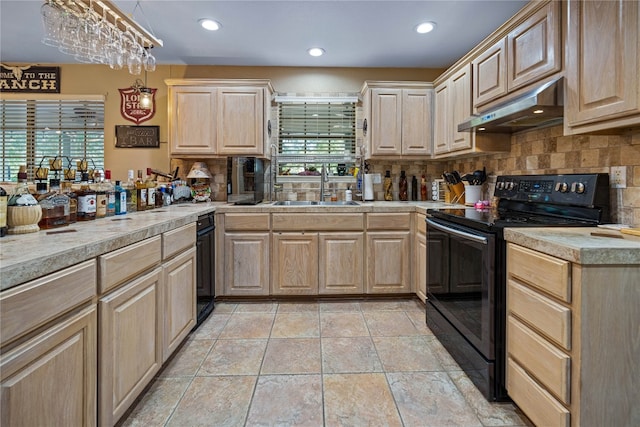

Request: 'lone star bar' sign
left=0, top=65, right=60, bottom=93
left=118, top=86, right=157, bottom=124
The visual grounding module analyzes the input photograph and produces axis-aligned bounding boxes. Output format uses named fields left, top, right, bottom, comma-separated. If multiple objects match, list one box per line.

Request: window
left=277, top=99, right=356, bottom=176
left=1, top=97, right=104, bottom=182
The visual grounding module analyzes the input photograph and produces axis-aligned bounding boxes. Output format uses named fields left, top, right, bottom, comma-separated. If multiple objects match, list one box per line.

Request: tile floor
left=120, top=299, right=532, bottom=427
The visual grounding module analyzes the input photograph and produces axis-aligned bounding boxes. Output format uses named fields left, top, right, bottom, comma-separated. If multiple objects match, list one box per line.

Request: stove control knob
left=571, top=182, right=586, bottom=194
left=556, top=182, right=569, bottom=193
left=497, top=182, right=505, bottom=190
left=506, top=181, right=515, bottom=191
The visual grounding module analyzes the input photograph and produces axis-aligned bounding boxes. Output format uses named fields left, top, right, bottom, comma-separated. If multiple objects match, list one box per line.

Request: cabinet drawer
left=272, top=213, right=364, bottom=231
left=224, top=213, right=270, bottom=231
left=99, top=236, right=162, bottom=294
left=507, top=357, right=569, bottom=427
left=1, top=260, right=97, bottom=346
left=508, top=279, right=571, bottom=350
left=507, top=243, right=571, bottom=302
left=507, top=315, right=570, bottom=404
left=366, top=213, right=411, bottom=230
left=162, top=223, right=196, bottom=260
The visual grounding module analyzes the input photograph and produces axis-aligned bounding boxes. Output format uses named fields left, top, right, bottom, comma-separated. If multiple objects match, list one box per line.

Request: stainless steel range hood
left=458, top=77, right=564, bottom=133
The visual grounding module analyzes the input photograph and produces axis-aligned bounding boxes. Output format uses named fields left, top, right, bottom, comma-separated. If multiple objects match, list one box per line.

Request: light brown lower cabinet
left=506, top=243, right=640, bottom=427
left=414, top=213, right=427, bottom=302
left=99, top=268, right=163, bottom=427
left=272, top=233, right=319, bottom=295
left=366, top=231, right=411, bottom=293
left=0, top=305, right=97, bottom=427
left=319, top=232, right=364, bottom=294
left=224, top=232, right=270, bottom=295
left=163, top=247, right=197, bottom=361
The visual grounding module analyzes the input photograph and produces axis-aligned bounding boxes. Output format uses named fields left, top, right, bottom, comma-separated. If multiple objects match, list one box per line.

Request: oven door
left=426, top=217, right=496, bottom=359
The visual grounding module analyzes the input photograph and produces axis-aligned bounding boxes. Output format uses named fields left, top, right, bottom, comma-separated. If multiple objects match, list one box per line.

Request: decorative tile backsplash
left=171, top=125, right=640, bottom=226
left=446, top=125, right=640, bottom=226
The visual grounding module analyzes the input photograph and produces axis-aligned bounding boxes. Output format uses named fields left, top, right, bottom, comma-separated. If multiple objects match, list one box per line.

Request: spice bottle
left=411, top=176, right=418, bottom=201
left=399, top=171, right=408, bottom=201
left=383, top=170, right=393, bottom=201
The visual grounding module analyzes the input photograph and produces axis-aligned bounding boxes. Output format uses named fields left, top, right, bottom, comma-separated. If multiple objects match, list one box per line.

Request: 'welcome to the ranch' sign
left=0, top=65, right=60, bottom=93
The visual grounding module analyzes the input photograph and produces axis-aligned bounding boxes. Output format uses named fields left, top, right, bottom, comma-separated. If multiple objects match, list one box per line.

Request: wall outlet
left=610, top=166, right=627, bottom=188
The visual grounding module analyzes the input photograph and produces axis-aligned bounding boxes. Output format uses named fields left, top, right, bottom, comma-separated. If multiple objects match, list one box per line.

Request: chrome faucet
left=320, top=164, right=329, bottom=201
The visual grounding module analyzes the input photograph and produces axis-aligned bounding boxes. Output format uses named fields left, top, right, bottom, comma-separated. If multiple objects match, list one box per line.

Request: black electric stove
left=430, top=173, right=610, bottom=232
left=425, top=173, right=610, bottom=401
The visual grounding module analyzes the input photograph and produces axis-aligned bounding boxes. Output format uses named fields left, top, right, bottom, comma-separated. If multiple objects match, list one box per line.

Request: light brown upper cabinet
left=473, top=0, right=561, bottom=110
left=166, top=79, right=274, bottom=157
left=361, top=81, right=433, bottom=158
left=433, top=63, right=510, bottom=158
left=565, top=0, right=640, bottom=134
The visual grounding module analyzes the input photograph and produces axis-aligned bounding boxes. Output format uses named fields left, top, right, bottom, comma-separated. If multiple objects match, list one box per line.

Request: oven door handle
left=426, top=218, right=488, bottom=245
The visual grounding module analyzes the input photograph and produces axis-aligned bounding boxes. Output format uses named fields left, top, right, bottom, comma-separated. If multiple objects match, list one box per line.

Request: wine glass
left=143, top=47, right=156, bottom=72
left=40, top=0, right=62, bottom=47
left=107, top=26, right=124, bottom=70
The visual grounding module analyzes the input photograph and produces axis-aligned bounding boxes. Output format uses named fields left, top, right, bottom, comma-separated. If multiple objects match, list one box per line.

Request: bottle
left=399, top=171, right=408, bottom=201
left=114, top=180, right=127, bottom=215
left=94, top=171, right=107, bottom=219
left=345, top=185, right=352, bottom=202
left=61, top=180, right=77, bottom=223
left=356, top=167, right=362, bottom=197
left=0, top=187, right=8, bottom=237
left=145, top=168, right=156, bottom=210
left=76, top=172, right=96, bottom=221
left=135, top=169, right=147, bottom=211
left=38, top=179, right=69, bottom=229
left=411, top=176, right=418, bottom=201
left=123, top=170, right=136, bottom=212
left=383, top=170, right=393, bottom=201
left=420, top=175, right=428, bottom=201
left=104, top=170, right=116, bottom=217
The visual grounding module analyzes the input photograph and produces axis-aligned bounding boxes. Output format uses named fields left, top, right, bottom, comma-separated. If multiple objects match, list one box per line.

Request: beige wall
left=44, top=63, right=443, bottom=181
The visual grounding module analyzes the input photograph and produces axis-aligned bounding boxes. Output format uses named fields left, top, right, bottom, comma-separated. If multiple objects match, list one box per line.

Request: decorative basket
left=7, top=205, right=42, bottom=234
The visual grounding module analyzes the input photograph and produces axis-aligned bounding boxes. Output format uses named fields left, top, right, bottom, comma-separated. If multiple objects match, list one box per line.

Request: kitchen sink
left=272, top=200, right=359, bottom=206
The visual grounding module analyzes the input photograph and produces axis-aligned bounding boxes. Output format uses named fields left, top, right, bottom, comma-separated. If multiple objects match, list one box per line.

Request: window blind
left=277, top=101, right=356, bottom=175
left=1, top=99, right=105, bottom=181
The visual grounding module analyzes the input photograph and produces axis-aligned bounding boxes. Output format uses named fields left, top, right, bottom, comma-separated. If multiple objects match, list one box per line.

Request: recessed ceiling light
left=478, top=127, right=486, bottom=131
left=308, top=47, right=325, bottom=57
left=199, top=19, right=221, bottom=31
left=415, top=21, right=436, bottom=34
left=533, top=109, right=544, bottom=114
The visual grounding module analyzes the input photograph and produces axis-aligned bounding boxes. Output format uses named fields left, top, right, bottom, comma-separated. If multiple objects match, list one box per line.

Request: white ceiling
left=0, top=0, right=528, bottom=69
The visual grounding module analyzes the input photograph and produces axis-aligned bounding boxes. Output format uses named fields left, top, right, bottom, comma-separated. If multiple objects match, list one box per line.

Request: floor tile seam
left=161, top=375, right=197, bottom=427
left=443, top=369, right=498, bottom=427
left=191, top=337, right=221, bottom=378
left=382, top=371, right=409, bottom=427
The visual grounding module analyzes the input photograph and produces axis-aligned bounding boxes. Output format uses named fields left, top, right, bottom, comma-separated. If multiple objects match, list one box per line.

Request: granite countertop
left=215, top=200, right=460, bottom=214
left=0, top=199, right=461, bottom=291
left=0, top=203, right=222, bottom=291
left=504, top=227, right=640, bottom=265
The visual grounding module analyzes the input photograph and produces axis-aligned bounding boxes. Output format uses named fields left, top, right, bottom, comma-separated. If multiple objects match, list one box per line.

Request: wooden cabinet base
left=1, top=305, right=97, bottom=427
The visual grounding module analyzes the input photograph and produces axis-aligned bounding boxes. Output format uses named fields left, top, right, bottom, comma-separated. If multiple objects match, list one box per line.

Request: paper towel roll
left=364, top=174, right=374, bottom=201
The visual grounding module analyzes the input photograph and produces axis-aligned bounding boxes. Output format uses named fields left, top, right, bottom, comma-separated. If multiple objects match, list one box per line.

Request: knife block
left=450, top=182, right=465, bottom=205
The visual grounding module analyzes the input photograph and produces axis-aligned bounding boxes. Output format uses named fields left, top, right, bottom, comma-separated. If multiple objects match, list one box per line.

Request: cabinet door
left=401, top=89, right=432, bottom=155
left=1, top=305, right=97, bottom=427
left=566, top=0, right=640, bottom=129
left=415, top=231, right=427, bottom=303
left=163, top=247, right=196, bottom=362
left=99, top=268, right=163, bottom=427
left=370, top=88, right=402, bottom=156
left=272, top=233, right=319, bottom=295
left=168, top=86, right=217, bottom=155
left=450, top=64, right=474, bottom=152
left=217, top=87, right=265, bottom=156
left=473, top=38, right=508, bottom=108
left=319, top=232, right=364, bottom=294
left=507, top=0, right=561, bottom=91
left=433, top=81, right=450, bottom=154
left=366, top=231, right=411, bottom=293
left=224, top=233, right=270, bottom=295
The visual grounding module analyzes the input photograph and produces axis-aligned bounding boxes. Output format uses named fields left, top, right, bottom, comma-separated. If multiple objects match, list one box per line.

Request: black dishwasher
left=195, top=212, right=215, bottom=327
